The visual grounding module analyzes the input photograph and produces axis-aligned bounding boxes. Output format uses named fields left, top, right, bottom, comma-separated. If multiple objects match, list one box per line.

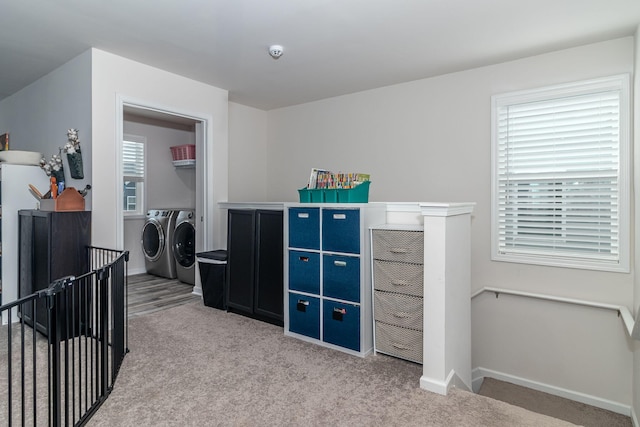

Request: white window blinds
left=492, top=75, right=629, bottom=272
left=123, top=140, right=144, bottom=182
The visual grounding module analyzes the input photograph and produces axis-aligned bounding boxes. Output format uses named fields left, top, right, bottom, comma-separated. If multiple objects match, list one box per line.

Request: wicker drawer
left=374, top=291, right=423, bottom=330
left=372, top=229, right=423, bottom=264
left=373, top=260, right=423, bottom=297
left=375, top=321, right=423, bottom=364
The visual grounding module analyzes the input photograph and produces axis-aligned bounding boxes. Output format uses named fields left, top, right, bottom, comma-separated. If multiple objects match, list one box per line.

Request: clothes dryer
left=141, top=209, right=178, bottom=279
left=173, top=210, right=196, bottom=285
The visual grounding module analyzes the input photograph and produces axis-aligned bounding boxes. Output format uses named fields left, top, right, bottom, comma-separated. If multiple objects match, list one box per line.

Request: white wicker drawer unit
left=371, top=225, right=424, bottom=364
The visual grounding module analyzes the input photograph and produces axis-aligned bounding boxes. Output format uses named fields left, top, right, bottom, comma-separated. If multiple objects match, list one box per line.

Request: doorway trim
left=115, top=95, right=213, bottom=265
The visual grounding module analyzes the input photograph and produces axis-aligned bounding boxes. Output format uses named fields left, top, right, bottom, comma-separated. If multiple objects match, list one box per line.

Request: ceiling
left=1, top=0, right=639, bottom=110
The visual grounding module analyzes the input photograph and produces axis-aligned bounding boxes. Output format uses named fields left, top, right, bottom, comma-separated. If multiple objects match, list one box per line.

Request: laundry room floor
left=127, top=273, right=200, bottom=318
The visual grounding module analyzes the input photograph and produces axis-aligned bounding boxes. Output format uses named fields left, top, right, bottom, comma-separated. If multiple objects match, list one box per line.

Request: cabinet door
left=254, top=210, right=283, bottom=321
left=226, top=209, right=256, bottom=314
left=31, top=214, right=51, bottom=332
left=322, top=254, right=360, bottom=302
left=322, top=209, right=360, bottom=254
left=289, top=250, right=320, bottom=294
left=323, top=300, right=360, bottom=351
left=18, top=211, right=39, bottom=328
left=288, top=293, right=320, bottom=339
left=49, top=212, right=91, bottom=281
left=18, top=211, right=34, bottom=298
left=289, top=207, right=320, bottom=250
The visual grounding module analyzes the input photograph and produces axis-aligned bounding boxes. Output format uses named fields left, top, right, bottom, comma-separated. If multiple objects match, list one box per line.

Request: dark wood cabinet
left=226, top=209, right=283, bottom=326
left=19, top=210, right=91, bottom=336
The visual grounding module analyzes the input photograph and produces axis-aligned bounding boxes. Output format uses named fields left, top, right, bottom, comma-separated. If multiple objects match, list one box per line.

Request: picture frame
left=0, top=133, right=8, bottom=151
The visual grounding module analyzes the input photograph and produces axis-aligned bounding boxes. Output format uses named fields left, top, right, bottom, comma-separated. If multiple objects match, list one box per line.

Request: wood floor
left=127, top=273, right=201, bottom=318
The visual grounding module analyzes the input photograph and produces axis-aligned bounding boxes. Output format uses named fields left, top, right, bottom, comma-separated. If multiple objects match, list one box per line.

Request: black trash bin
left=196, top=250, right=228, bottom=310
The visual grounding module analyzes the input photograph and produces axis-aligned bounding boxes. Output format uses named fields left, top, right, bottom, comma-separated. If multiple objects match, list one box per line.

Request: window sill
left=491, top=252, right=629, bottom=274
left=124, top=214, right=146, bottom=221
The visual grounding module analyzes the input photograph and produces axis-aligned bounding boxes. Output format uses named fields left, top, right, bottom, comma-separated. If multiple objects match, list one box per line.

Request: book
left=0, top=133, right=8, bottom=151
left=306, top=168, right=370, bottom=189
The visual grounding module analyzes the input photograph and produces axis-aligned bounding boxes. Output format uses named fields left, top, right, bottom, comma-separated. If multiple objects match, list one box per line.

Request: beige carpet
left=87, top=301, right=577, bottom=427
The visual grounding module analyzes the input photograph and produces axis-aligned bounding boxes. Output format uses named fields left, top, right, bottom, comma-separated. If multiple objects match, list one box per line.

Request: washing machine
left=173, top=210, right=196, bottom=285
left=141, top=209, right=178, bottom=279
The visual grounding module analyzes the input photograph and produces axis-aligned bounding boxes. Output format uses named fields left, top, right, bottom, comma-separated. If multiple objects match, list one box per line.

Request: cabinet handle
left=333, top=260, right=347, bottom=267
left=391, top=280, right=409, bottom=286
left=299, top=256, right=309, bottom=262
left=296, top=299, right=309, bottom=312
left=297, top=212, right=310, bottom=219
left=391, top=343, right=409, bottom=350
left=332, top=213, right=346, bottom=220
left=390, top=247, right=408, bottom=254
left=392, top=312, right=410, bottom=319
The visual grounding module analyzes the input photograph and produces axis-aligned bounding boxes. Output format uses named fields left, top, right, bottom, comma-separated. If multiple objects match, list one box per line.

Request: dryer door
left=142, top=219, right=165, bottom=262
left=173, top=222, right=195, bottom=268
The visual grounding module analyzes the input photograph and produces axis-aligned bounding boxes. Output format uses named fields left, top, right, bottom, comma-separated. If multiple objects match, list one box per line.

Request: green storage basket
left=324, top=189, right=338, bottom=203
left=298, top=188, right=325, bottom=203
left=298, top=181, right=370, bottom=203
left=298, top=188, right=311, bottom=203
left=337, top=181, right=370, bottom=203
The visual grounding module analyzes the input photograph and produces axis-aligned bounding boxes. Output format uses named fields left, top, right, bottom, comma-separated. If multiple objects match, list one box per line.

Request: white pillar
left=419, top=202, right=475, bottom=395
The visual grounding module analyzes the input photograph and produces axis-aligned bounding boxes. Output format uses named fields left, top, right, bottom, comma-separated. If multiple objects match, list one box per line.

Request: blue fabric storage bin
left=322, top=209, right=360, bottom=254
left=323, top=301, right=360, bottom=351
left=289, top=251, right=320, bottom=294
left=322, top=254, right=360, bottom=303
left=289, top=293, right=320, bottom=339
left=289, top=207, right=320, bottom=250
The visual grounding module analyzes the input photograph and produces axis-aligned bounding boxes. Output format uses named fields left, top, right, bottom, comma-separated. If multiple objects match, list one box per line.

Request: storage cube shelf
left=284, top=203, right=386, bottom=357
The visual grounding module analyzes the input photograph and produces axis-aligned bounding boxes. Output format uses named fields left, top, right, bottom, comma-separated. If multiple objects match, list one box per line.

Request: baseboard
left=632, top=405, right=638, bottom=427
left=420, top=370, right=471, bottom=395
left=127, top=267, right=146, bottom=276
left=191, top=286, right=202, bottom=297
left=420, top=374, right=449, bottom=395
left=472, top=367, right=631, bottom=417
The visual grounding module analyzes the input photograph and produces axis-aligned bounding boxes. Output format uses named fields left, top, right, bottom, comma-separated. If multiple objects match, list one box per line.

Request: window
left=122, top=135, right=146, bottom=216
left=491, top=75, right=630, bottom=272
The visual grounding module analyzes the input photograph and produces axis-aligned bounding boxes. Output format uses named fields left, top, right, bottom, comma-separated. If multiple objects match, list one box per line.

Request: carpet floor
left=88, top=301, right=579, bottom=427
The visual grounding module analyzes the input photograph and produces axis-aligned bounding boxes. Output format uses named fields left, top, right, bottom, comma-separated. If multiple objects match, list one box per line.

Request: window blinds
left=496, top=89, right=621, bottom=261
left=122, top=140, right=144, bottom=182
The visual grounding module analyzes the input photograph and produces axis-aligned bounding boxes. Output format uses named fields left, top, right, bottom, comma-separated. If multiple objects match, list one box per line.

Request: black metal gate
left=0, top=247, right=129, bottom=426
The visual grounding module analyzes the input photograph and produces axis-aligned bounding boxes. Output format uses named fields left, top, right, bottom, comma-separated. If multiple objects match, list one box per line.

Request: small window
left=122, top=135, right=145, bottom=216
left=491, top=75, right=630, bottom=272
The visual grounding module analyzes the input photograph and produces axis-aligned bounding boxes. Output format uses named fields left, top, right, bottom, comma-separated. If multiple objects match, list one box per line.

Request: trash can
left=196, top=250, right=228, bottom=310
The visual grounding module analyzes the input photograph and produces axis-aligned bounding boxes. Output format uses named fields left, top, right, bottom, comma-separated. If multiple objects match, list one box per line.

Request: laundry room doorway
left=116, top=100, right=211, bottom=296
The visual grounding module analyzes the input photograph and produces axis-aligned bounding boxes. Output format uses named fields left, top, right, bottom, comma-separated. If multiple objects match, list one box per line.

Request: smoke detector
left=269, top=45, right=284, bottom=59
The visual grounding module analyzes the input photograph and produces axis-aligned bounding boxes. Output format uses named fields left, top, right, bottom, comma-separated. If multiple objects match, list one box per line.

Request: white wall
left=0, top=49, right=92, bottom=208
left=124, top=114, right=196, bottom=209
left=265, top=37, right=635, bottom=411
left=228, top=102, right=268, bottom=202
left=90, top=49, right=229, bottom=253
left=633, top=25, right=640, bottom=427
